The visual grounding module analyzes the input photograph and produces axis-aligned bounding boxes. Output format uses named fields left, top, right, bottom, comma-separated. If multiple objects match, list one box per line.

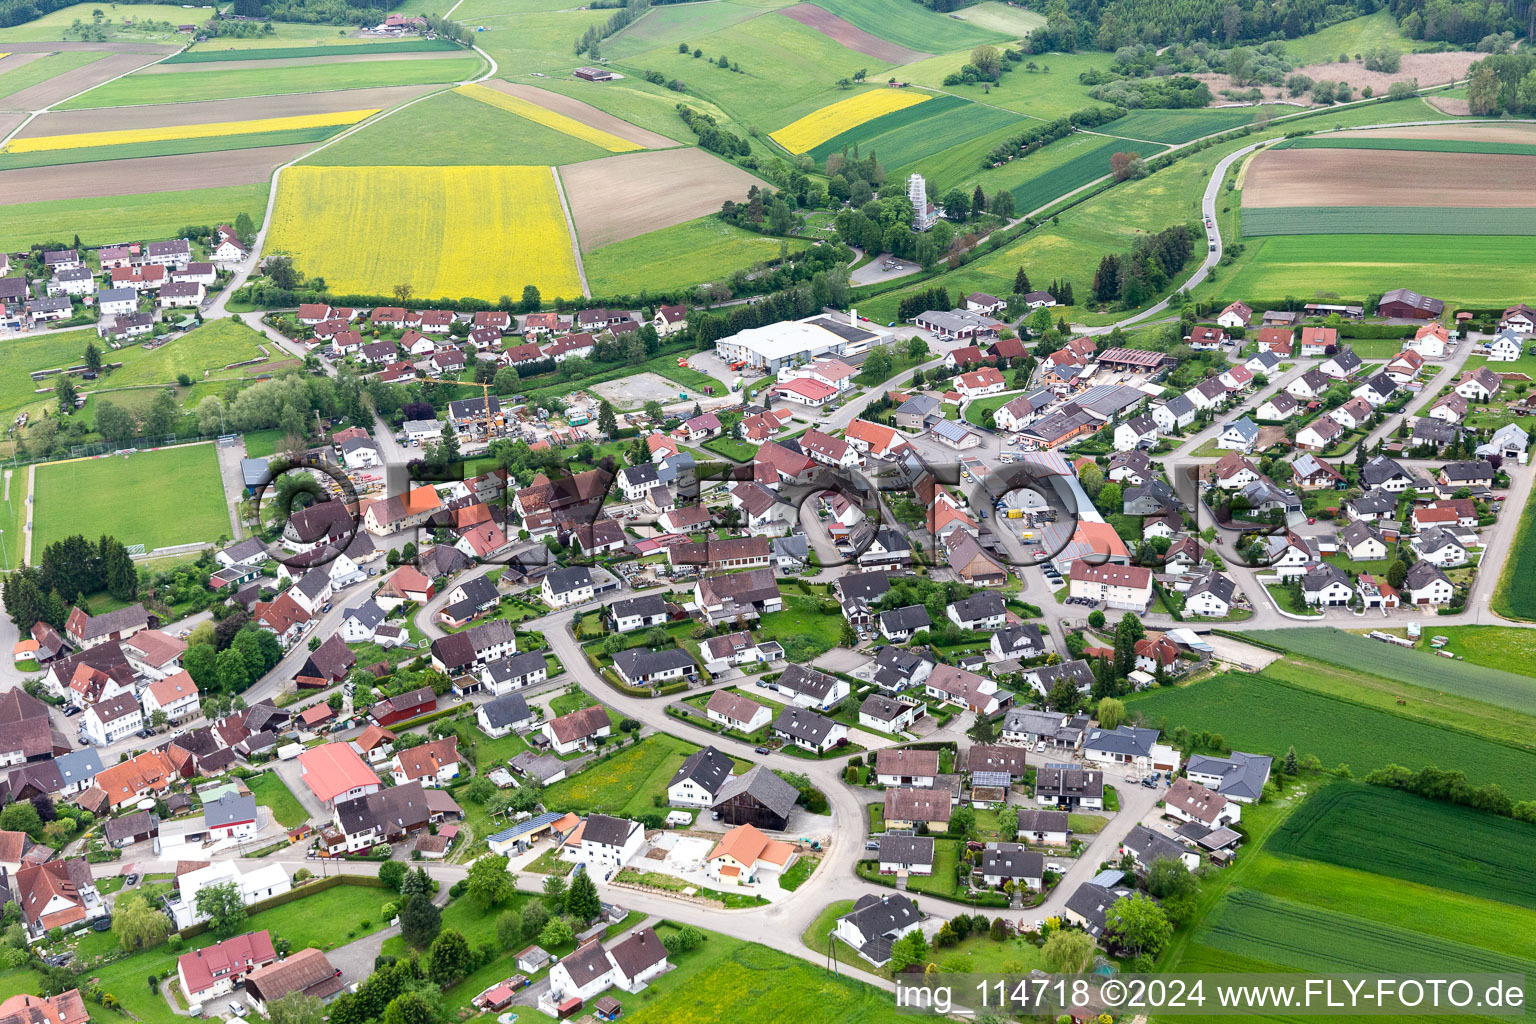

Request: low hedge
left=391, top=707, right=462, bottom=731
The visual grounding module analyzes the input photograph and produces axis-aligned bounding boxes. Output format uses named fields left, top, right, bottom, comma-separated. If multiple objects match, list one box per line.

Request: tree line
left=3, top=535, right=139, bottom=634
left=1466, top=51, right=1536, bottom=113
left=1090, top=223, right=1197, bottom=307
left=982, top=106, right=1125, bottom=169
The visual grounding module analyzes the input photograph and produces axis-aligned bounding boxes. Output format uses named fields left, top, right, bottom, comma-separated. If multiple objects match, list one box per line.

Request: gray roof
left=344, top=600, right=387, bottom=632
left=1186, top=571, right=1236, bottom=606
left=711, top=764, right=798, bottom=819
left=837, top=893, right=921, bottom=961
left=1329, top=345, right=1362, bottom=371
left=204, top=791, right=257, bottom=829
left=1415, top=526, right=1465, bottom=555
left=869, top=645, right=933, bottom=691
left=895, top=394, right=941, bottom=418
left=1187, top=751, right=1272, bottom=802
left=1301, top=562, right=1350, bottom=594
left=992, top=623, right=1045, bottom=656
left=859, top=693, right=911, bottom=722
left=612, top=646, right=695, bottom=680
left=1362, top=455, right=1410, bottom=487
left=608, top=594, right=667, bottom=620
left=55, top=747, right=103, bottom=787
left=1016, top=808, right=1069, bottom=833
left=1064, top=881, right=1136, bottom=937
left=772, top=706, right=841, bottom=745
left=544, top=566, right=593, bottom=595
left=480, top=692, right=533, bottom=730
left=981, top=842, right=1043, bottom=878
left=582, top=813, right=639, bottom=849
left=1121, top=824, right=1194, bottom=865
left=1222, top=417, right=1259, bottom=442
left=1035, top=764, right=1104, bottom=800
left=878, top=605, right=931, bottom=633
left=1404, top=559, right=1451, bottom=591
left=948, top=592, right=1006, bottom=623
left=104, top=810, right=158, bottom=843
left=876, top=835, right=933, bottom=866
left=668, top=745, right=735, bottom=796
left=775, top=663, right=840, bottom=702
left=931, top=419, right=976, bottom=445
left=1083, top=725, right=1160, bottom=758
left=484, top=651, right=546, bottom=685
left=1162, top=394, right=1194, bottom=417
left=1023, top=659, right=1094, bottom=694
left=97, top=287, right=135, bottom=303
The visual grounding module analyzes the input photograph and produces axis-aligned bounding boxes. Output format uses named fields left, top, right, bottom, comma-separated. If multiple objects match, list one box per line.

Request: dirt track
left=559, top=147, right=769, bottom=249
left=139, top=49, right=468, bottom=74
left=1243, top=148, right=1536, bottom=208
left=481, top=80, right=675, bottom=149
left=2, top=52, right=160, bottom=111
left=14, top=85, right=434, bottom=134
left=779, top=3, right=928, bottom=64
left=0, top=142, right=311, bottom=202
left=1332, top=122, right=1536, bottom=144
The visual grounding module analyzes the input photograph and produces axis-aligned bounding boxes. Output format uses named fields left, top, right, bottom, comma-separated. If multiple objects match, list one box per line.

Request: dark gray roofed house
left=668, top=746, right=735, bottom=800
left=770, top=707, right=845, bottom=753
left=835, top=893, right=922, bottom=965
left=479, top=693, right=533, bottom=733
left=1186, top=751, right=1272, bottom=803
left=1120, top=824, right=1197, bottom=870
left=877, top=605, right=931, bottom=639
left=1063, top=880, right=1137, bottom=938
left=876, top=835, right=934, bottom=872
left=611, top=647, right=698, bottom=687
left=991, top=624, right=1045, bottom=659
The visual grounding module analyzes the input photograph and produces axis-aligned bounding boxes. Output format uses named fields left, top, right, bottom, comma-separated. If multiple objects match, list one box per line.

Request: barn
left=1377, top=288, right=1445, bottom=321
left=711, top=765, right=799, bottom=831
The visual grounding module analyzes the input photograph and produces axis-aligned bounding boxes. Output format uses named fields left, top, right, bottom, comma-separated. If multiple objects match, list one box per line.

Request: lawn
left=248, top=771, right=309, bottom=829
left=701, top=435, right=759, bottom=462
left=755, top=593, right=844, bottom=662
left=1280, top=10, right=1413, bottom=64
left=542, top=733, right=750, bottom=817
left=463, top=9, right=612, bottom=74
left=33, top=443, right=229, bottom=552
left=1126, top=670, right=1536, bottom=799
left=1217, top=234, right=1536, bottom=308
left=583, top=216, right=806, bottom=294
left=58, top=56, right=484, bottom=107
left=900, top=50, right=1114, bottom=120
left=1244, top=627, right=1536, bottom=714
left=962, top=390, right=1019, bottom=427
left=1267, top=782, right=1536, bottom=911
left=0, top=183, right=269, bottom=253
left=303, top=88, right=613, bottom=168
left=242, top=428, right=288, bottom=459
left=1494, top=485, right=1536, bottom=620
left=802, top=896, right=1045, bottom=977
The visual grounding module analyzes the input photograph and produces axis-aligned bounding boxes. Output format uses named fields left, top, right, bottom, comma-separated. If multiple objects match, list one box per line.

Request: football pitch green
left=32, top=443, right=230, bottom=552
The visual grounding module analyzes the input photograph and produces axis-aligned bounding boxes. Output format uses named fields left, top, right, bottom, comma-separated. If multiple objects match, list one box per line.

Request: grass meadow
left=613, top=12, right=889, bottom=129
left=0, top=183, right=268, bottom=252
left=57, top=56, right=482, bottom=107
left=1280, top=10, right=1413, bottom=63
left=302, top=89, right=612, bottom=167
left=33, top=443, right=230, bottom=551
left=165, top=38, right=464, bottom=62
left=809, top=95, right=1018, bottom=171
left=528, top=74, right=709, bottom=143
left=1242, top=207, right=1536, bottom=235
left=0, top=2, right=204, bottom=41
left=807, top=0, right=1009, bottom=50
left=603, top=0, right=763, bottom=59
left=901, top=49, right=1113, bottom=119
left=584, top=216, right=804, bottom=293
left=1494, top=487, right=1536, bottom=620
left=542, top=733, right=750, bottom=816
left=1107, top=106, right=1279, bottom=145
left=1125, top=670, right=1536, bottom=798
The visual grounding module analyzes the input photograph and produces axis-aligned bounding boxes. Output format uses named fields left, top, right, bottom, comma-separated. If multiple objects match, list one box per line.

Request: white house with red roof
left=770, top=377, right=837, bottom=406
left=843, top=419, right=906, bottom=460
left=955, top=367, right=1006, bottom=398
left=178, top=931, right=278, bottom=1005
left=141, top=670, right=199, bottom=723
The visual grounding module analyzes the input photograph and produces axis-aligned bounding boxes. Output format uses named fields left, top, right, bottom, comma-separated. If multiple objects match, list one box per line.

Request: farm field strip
left=55, top=56, right=483, bottom=108
left=0, top=143, right=313, bottom=203
left=1009, top=136, right=1159, bottom=214
left=162, top=39, right=464, bottom=62
left=0, top=123, right=346, bottom=170
left=1328, top=122, right=1536, bottom=144
left=0, top=50, right=104, bottom=101
left=16, top=85, right=437, bottom=134
left=1215, top=233, right=1536, bottom=307
left=770, top=87, right=932, bottom=154
left=1125, top=671, right=1536, bottom=798
left=603, top=0, right=763, bottom=60
left=801, top=0, right=1008, bottom=52
left=1103, top=107, right=1263, bottom=144
left=1243, top=627, right=1536, bottom=713
left=806, top=93, right=968, bottom=161
left=475, top=81, right=676, bottom=148
left=1267, top=783, right=1536, bottom=910
left=265, top=165, right=584, bottom=301
left=2, top=107, right=378, bottom=153
left=1278, top=135, right=1536, bottom=156
left=778, top=2, right=928, bottom=64
left=1242, top=148, right=1536, bottom=208
left=454, top=83, right=641, bottom=152
left=0, top=182, right=267, bottom=252
left=1242, top=205, right=1536, bottom=236
left=1495, top=487, right=1536, bottom=620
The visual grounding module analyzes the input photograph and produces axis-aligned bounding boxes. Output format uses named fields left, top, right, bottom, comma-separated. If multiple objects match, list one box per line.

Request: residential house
left=542, top=706, right=611, bottom=755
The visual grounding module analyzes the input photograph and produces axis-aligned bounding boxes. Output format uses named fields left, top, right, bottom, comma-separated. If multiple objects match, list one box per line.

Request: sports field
left=1218, top=233, right=1536, bottom=306
left=32, top=444, right=229, bottom=552
left=584, top=216, right=806, bottom=294
left=265, top=165, right=583, bottom=301
left=1126, top=670, right=1536, bottom=798
left=57, top=57, right=482, bottom=108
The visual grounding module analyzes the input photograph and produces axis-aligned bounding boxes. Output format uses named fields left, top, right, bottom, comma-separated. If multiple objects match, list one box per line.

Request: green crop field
left=33, top=443, right=230, bottom=551
left=1243, top=852, right=1536, bottom=963
left=1199, top=887, right=1534, bottom=975
left=57, top=56, right=483, bottom=108
left=1107, top=107, right=1270, bottom=145
left=615, top=13, right=889, bottom=128
left=1278, top=135, right=1536, bottom=156
left=302, top=88, right=612, bottom=167
left=1242, top=206, right=1536, bottom=236
left=1495, top=488, right=1536, bottom=619
left=529, top=75, right=706, bottom=143
left=603, top=0, right=763, bottom=59
left=1268, top=784, right=1536, bottom=910
left=0, top=183, right=268, bottom=252
left=806, top=94, right=1019, bottom=171
left=465, top=9, right=611, bottom=72
left=0, top=124, right=346, bottom=171
left=947, top=0, right=1047, bottom=37
left=1126, top=671, right=1536, bottom=798
left=0, top=50, right=105, bottom=100
left=805, top=0, right=1008, bottom=51
left=584, top=216, right=805, bottom=294
left=1243, top=628, right=1536, bottom=714
left=165, top=38, right=464, bottom=62
left=1010, top=135, right=1156, bottom=215
left=1216, top=234, right=1536, bottom=306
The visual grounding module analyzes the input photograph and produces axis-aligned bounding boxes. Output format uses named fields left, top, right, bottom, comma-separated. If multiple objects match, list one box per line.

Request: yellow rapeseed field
left=265, top=165, right=584, bottom=301
left=3, top=108, right=379, bottom=153
left=454, top=83, right=640, bottom=153
left=769, top=88, right=931, bottom=154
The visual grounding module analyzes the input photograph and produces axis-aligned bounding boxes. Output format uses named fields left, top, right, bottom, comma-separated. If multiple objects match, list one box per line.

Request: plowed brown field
left=0, top=143, right=309, bottom=201
left=559, top=147, right=769, bottom=249
left=480, top=80, right=675, bottom=149
left=1243, top=148, right=1536, bottom=208
left=779, top=4, right=928, bottom=63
